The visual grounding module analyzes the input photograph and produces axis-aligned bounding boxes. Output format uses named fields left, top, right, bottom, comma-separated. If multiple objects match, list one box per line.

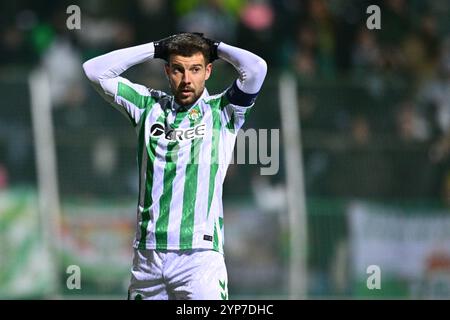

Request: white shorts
left=128, top=249, right=228, bottom=300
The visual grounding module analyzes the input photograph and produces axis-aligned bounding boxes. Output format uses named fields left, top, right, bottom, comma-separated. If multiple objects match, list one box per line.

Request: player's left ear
left=205, top=63, right=212, bottom=81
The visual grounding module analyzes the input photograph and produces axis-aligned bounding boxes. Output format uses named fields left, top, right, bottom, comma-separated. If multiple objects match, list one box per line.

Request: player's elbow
left=245, top=57, right=267, bottom=90
left=82, top=59, right=99, bottom=83
left=256, top=57, right=267, bottom=79
left=248, top=57, right=267, bottom=82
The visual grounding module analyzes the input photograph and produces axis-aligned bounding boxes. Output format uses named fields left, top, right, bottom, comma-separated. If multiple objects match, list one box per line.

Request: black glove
left=154, top=33, right=221, bottom=62
left=202, top=36, right=221, bottom=62
left=153, top=35, right=176, bottom=61
left=184, top=32, right=220, bottom=62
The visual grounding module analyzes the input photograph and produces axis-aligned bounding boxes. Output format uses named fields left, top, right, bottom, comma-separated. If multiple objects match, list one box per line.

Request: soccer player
left=83, top=33, right=267, bottom=300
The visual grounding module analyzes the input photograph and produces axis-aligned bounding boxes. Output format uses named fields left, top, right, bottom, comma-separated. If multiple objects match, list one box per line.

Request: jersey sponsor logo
left=150, top=122, right=206, bottom=141
left=203, top=235, right=213, bottom=242
left=150, top=123, right=165, bottom=137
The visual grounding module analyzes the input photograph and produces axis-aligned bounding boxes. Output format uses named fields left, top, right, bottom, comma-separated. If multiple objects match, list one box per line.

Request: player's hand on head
left=182, top=32, right=221, bottom=62
left=176, top=32, right=221, bottom=62
left=201, top=36, right=221, bottom=63
left=153, top=34, right=177, bottom=61
left=154, top=32, right=221, bottom=63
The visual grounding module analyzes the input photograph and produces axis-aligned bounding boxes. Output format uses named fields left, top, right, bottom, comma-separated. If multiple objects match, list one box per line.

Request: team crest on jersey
left=188, top=108, right=200, bottom=121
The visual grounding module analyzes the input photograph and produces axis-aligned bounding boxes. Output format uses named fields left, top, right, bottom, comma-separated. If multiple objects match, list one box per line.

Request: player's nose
left=182, top=72, right=191, bottom=84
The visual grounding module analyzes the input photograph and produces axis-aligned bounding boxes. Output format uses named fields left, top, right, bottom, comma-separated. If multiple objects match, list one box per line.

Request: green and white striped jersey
left=114, top=78, right=251, bottom=254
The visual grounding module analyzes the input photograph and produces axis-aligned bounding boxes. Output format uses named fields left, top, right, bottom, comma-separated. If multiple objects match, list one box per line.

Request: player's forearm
left=82, top=43, right=156, bottom=84
left=218, top=43, right=267, bottom=94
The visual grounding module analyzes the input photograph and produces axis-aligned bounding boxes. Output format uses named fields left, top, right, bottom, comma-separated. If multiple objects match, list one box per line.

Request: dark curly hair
left=166, top=33, right=212, bottom=64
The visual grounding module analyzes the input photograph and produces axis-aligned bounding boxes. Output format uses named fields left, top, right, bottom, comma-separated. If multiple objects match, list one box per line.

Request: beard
left=174, top=85, right=201, bottom=106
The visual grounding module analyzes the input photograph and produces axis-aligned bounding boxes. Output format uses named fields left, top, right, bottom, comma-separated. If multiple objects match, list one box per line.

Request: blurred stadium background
left=1, top=0, right=450, bottom=299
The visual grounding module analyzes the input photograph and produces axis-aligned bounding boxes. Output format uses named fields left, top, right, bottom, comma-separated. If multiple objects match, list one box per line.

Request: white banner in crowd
left=349, top=202, right=450, bottom=281
left=0, top=189, right=56, bottom=298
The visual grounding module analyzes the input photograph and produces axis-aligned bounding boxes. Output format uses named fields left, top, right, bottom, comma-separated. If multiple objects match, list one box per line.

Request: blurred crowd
left=0, top=0, right=449, bottom=206
left=288, top=0, right=450, bottom=205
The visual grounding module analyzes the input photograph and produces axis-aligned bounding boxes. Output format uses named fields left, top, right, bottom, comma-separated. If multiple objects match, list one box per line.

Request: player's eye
left=173, top=67, right=183, bottom=74
left=192, top=67, right=201, bottom=73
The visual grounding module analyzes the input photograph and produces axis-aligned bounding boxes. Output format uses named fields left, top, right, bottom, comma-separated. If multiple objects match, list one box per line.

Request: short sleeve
left=100, top=77, right=162, bottom=126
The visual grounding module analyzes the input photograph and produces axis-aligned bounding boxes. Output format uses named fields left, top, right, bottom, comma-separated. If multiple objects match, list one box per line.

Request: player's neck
left=173, top=88, right=209, bottom=111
